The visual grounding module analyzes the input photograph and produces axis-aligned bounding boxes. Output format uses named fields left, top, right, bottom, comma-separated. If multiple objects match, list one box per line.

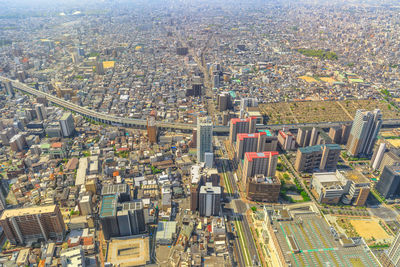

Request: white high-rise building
left=59, top=113, right=75, bottom=137
left=371, top=143, right=386, bottom=170
left=197, top=117, right=213, bottom=163
left=346, top=109, right=382, bottom=157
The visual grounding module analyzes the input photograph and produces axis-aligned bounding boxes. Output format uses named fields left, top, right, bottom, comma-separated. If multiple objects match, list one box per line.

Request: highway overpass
left=2, top=77, right=400, bottom=134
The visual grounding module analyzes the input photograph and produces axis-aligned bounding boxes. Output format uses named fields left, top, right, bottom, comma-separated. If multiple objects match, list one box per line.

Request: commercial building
left=228, top=117, right=257, bottom=144
left=0, top=205, right=65, bottom=245
left=59, top=113, right=75, bottom=137
left=375, top=165, right=400, bottom=199
left=120, top=200, right=146, bottom=235
left=199, top=182, right=221, bottom=217
left=197, top=116, right=213, bottom=163
left=242, top=151, right=278, bottom=185
left=78, top=195, right=92, bottom=216
left=235, top=131, right=277, bottom=160
left=311, top=170, right=370, bottom=206
left=246, top=174, right=281, bottom=202
left=156, top=221, right=177, bottom=245
left=294, top=144, right=341, bottom=172
left=346, top=109, right=382, bottom=157
left=100, top=195, right=119, bottom=240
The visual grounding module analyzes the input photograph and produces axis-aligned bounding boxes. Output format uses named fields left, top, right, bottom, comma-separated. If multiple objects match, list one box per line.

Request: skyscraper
left=346, top=109, right=382, bottom=157
left=147, top=114, right=157, bottom=144
left=35, top=104, right=47, bottom=121
left=381, top=230, right=400, bottom=267
left=242, top=151, right=278, bottom=186
left=197, top=117, right=213, bottom=163
left=59, top=113, right=75, bottom=137
left=375, top=164, right=400, bottom=199
left=199, top=182, right=221, bottom=217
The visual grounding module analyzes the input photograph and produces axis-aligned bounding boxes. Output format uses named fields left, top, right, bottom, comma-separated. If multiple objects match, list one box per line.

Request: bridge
left=2, top=77, right=400, bottom=133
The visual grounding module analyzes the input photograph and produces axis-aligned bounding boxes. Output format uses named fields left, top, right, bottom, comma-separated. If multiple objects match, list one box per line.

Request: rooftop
left=100, top=194, right=117, bottom=218
left=0, top=205, right=57, bottom=220
left=299, top=144, right=341, bottom=153
left=245, top=151, right=279, bottom=162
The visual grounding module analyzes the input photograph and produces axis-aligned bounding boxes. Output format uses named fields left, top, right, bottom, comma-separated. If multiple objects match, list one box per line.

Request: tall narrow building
left=147, top=114, right=157, bottom=144
left=197, top=117, right=213, bottom=163
left=228, top=117, right=257, bottom=144
left=346, top=109, right=382, bottom=157
left=381, top=230, right=400, bottom=267
left=59, top=113, right=75, bottom=137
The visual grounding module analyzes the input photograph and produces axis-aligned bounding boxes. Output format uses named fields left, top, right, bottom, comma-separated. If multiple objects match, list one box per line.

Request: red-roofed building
left=242, top=151, right=278, bottom=186
left=277, top=130, right=296, bottom=151
left=236, top=131, right=278, bottom=160
left=228, top=117, right=257, bottom=144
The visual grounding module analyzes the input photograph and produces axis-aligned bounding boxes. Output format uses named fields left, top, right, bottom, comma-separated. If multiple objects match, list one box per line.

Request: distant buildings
left=0, top=205, right=65, bottom=245
left=346, top=109, right=382, bottom=157
left=197, top=117, right=213, bottom=163
left=294, top=144, right=341, bottom=172
left=375, top=164, right=400, bottom=199
left=199, top=182, right=221, bottom=217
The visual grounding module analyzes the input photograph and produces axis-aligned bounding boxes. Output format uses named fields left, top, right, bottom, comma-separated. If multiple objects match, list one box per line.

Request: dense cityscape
left=2, top=0, right=400, bottom=266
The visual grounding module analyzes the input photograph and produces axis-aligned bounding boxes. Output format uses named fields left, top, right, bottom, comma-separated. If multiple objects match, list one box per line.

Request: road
left=217, top=140, right=260, bottom=267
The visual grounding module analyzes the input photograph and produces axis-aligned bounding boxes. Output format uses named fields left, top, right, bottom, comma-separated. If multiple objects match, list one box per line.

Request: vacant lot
left=260, top=99, right=400, bottom=124
left=350, top=219, right=390, bottom=241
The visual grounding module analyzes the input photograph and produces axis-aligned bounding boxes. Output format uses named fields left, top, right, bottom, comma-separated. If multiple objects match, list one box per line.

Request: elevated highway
left=2, top=77, right=400, bottom=133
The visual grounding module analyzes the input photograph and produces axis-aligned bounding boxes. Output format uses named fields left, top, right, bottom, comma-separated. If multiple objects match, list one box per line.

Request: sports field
left=350, top=219, right=390, bottom=241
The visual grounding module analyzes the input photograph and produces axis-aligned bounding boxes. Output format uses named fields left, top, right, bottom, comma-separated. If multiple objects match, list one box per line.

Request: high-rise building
left=121, top=200, right=146, bottom=235
left=328, top=126, right=342, bottom=144
left=297, top=127, right=313, bottom=147
left=197, top=117, right=213, bottom=163
left=229, top=117, right=257, bottom=144
left=240, top=98, right=258, bottom=110
left=375, top=165, right=400, bottom=199
left=99, top=195, right=119, bottom=240
left=371, top=143, right=386, bottom=170
left=59, top=113, right=75, bottom=137
left=235, top=131, right=278, bottom=160
left=3, top=81, right=14, bottom=97
left=218, top=92, right=232, bottom=112
left=199, top=182, right=221, bottom=217
left=346, top=109, right=382, bottom=157
left=378, top=150, right=400, bottom=172
left=147, top=115, right=157, bottom=144
left=294, top=144, right=341, bottom=172
left=96, top=61, right=105, bottom=75
left=35, top=104, right=47, bottom=121
left=9, top=134, right=26, bottom=152
left=176, top=47, right=188, bottom=56
left=242, top=151, right=278, bottom=186
left=278, top=130, right=296, bottom=151
left=78, top=195, right=92, bottom=216
left=381, top=230, right=400, bottom=267
left=0, top=205, right=65, bottom=245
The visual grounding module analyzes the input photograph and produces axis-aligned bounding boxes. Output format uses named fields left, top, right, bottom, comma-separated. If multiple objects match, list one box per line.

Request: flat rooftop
left=340, top=169, right=369, bottom=184
left=270, top=213, right=379, bottom=266
left=100, top=195, right=117, bottom=218
left=0, top=205, right=57, bottom=219
left=107, top=236, right=150, bottom=267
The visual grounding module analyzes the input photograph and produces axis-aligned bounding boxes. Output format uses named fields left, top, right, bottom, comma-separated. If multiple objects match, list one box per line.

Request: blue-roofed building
left=294, top=144, right=341, bottom=173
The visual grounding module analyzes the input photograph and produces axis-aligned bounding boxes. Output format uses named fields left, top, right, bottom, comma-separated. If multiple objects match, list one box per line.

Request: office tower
left=176, top=47, right=188, bottom=56
left=9, top=134, right=26, bottom=152
left=246, top=174, right=281, bottom=202
left=78, top=195, right=92, bottom=216
left=375, top=165, right=400, bottom=199
left=229, top=117, right=257, bottom=144
left=278, top=130, right=296, bottom=151
left=46, top=123, right=62, bottom=138
left=213, top=74, right=220, bottom=88
left=197, top=117, right=213, bottom=163
left=121, top=201, right=145, bottom=235
left=117, top=210, right=131, bottom=236
left=35, top=104, right=47, bottom=121
left=371, top=143, right=386, bottom=170
left=96, top=61, right=105, bottom=75
left=147, top=115, right=157, bottom=144
left=3, top=81, right=14, bottom=97
left=242, top=151, right=278, bottom=186
left=0, top=205, right=65, bottom=245
left=346, top=109, right=382, bottom=157
left=381, top=230, right=400, bottom=267
left=218, top=92, right=231, bottom=112
left=192, top=76, right=203, bottom=96
left=99, top=195, right=119, bottom=240
left=199, top=182, right=221, bottom=217
left=205, top=152, right=213, bottom=168
left=59, top=113, right=75, bottom=137
left=294, top=144, right=341, bottom=172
